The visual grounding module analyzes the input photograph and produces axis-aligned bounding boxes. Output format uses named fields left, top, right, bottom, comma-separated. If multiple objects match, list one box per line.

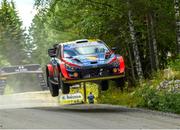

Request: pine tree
left=0, top=0, right=26, bottom=65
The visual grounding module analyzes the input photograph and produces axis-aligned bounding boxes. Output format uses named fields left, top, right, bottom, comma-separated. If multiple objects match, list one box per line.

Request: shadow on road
left=30, top=104, right=180, bottom=119
left=31, top=104, right=138, bottom=113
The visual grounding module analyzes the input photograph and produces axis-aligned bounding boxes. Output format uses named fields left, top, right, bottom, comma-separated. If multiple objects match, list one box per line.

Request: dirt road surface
left=0, top=91, right=180, bottom=129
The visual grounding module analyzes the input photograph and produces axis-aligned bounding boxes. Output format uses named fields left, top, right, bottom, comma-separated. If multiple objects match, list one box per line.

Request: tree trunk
left=147, top=13, right=159, bottom=71
left=127, top=43, right=136, bottom=84
left=174, top=0, right=180, bottom=54
left=146, top=14, right=154, bottom=72
left=149, top=13, right=159, bottom=70
left=128, top=10, right=144, bottom=81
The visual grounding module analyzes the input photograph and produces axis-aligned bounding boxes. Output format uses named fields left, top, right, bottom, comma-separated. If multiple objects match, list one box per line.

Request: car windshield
left=63, top=43, right=109, bottom=58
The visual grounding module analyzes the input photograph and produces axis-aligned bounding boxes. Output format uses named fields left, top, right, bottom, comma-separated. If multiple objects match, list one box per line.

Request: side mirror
left=48, top=48, right=56, bottom=57
left=53, top=43, right=58, bottom=48
left=111, top=47, right=117, bottom=52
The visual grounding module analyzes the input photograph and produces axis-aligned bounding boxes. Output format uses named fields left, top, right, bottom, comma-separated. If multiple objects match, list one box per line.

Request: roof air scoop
left=76, top=39, right=88, bottom=43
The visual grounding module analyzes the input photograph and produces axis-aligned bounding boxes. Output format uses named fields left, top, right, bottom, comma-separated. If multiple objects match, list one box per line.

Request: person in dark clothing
left=87, top=92, right=95, bottom=104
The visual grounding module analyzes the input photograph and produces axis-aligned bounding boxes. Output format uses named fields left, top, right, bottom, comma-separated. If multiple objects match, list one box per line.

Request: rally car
left=46, top=39, right=125, bottom=97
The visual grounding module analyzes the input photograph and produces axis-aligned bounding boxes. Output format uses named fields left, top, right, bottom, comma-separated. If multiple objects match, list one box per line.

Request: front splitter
left=62, top=74, right=125, bottom=84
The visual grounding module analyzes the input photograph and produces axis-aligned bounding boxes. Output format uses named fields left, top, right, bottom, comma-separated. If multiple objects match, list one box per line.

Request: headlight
left=65, top=64, right=78, bottom=71
left=65, top=64, right=74, bottom=70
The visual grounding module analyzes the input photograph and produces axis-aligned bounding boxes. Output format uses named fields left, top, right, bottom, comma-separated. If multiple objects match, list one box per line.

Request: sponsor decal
left=64, top=42, right=102, bottom=49
left=59, top=93, right=84, bottom=105
left=87, top=56, right=97, bottom=61
left=70, top=84, right=80, bottom=88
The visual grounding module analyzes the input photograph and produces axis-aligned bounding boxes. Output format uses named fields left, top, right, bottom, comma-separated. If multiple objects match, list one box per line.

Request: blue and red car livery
left=46, top=39, right=125, bottom=96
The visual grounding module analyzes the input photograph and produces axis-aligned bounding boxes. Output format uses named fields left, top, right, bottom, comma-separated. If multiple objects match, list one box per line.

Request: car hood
left=64, top=53, right=115, bottom=66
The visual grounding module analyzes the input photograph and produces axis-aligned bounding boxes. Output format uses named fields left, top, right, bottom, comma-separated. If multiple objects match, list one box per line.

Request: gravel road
left=0, top=91, right=180, bottom=129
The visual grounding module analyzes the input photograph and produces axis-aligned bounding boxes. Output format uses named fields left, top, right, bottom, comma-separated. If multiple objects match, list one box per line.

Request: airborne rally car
left=46, top=39, right=125, bottom=97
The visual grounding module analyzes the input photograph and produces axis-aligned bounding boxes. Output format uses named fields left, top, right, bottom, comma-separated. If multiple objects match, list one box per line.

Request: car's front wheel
left=59, top=73, right=70, bottom=94
left=47, top=77, right=59, bottom=97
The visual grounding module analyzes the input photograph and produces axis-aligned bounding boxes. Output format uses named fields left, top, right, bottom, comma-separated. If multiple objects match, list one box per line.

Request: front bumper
left=62, top=73, right=125, bottom=84
left=67, top=63, right=120, bottom=78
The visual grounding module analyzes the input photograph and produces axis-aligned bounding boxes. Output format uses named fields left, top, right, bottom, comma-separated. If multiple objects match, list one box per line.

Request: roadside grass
left=134, top=85, right=180, bottom=114
left=97, top=85, right=142, bottom=107
left=69, top=82, right=142, bottom=107
left=168, top=56, right=180, bottom=71
left=168, top=57, right=180, bottom=79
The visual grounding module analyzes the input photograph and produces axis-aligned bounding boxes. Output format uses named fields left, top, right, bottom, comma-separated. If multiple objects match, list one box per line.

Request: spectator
left=87, top=92, right=95, bottom=104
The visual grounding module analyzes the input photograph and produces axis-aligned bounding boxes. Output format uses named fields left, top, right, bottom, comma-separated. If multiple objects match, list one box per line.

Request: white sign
left=15, top=66, right=28, bottom=72
left=59, top=93, right=84, bottom=105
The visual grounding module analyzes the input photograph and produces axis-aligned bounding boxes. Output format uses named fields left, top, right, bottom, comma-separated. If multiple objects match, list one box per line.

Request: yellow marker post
left=82, top=82, right=86, bottom=103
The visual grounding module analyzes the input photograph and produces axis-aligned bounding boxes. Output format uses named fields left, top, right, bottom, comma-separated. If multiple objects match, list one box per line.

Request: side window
left=64, top=50, right=77, bottom=58
left=57, top=45, right=61, bottom=58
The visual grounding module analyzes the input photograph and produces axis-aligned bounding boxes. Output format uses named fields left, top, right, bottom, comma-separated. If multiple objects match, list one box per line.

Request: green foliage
left=28, top=8, right=80, bottom=65
left=134, top=85, right=180, bottom=114
left=167, top=56, right=180, bottom=79
left=98, top=84, right=142, bottom=107
left=0, top=55, right=10, bottom=66
left=135, top=86, right=162, bottom=109
left=0, top=0, right=27, bottom=65
left=168, top=55, right=180, bottom=71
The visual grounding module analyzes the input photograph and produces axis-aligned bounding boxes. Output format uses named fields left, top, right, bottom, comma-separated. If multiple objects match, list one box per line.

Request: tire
left=47, top=77, right=59, bottom=97
left=59, top=73, right=70, bottom=94
left=114, top=77, right=125, bottom=91
left=100, top=80, right=109, bottom=91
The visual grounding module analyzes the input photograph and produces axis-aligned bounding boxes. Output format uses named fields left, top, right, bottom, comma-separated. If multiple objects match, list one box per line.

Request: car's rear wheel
left=59, top=73, right=70, bottom=94
left=47, top=77, right=59, bottom=97
left=114, top=77, right=125, bottom=91
left=100, top=80, right=109, bottom=91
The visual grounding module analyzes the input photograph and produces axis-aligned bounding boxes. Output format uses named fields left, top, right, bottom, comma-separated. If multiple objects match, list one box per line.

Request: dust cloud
left=0, top=91, right=58, bottom=109
left=5, top=73, right=43, bottom=94
left=0, top=74, right=58, bottom=109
